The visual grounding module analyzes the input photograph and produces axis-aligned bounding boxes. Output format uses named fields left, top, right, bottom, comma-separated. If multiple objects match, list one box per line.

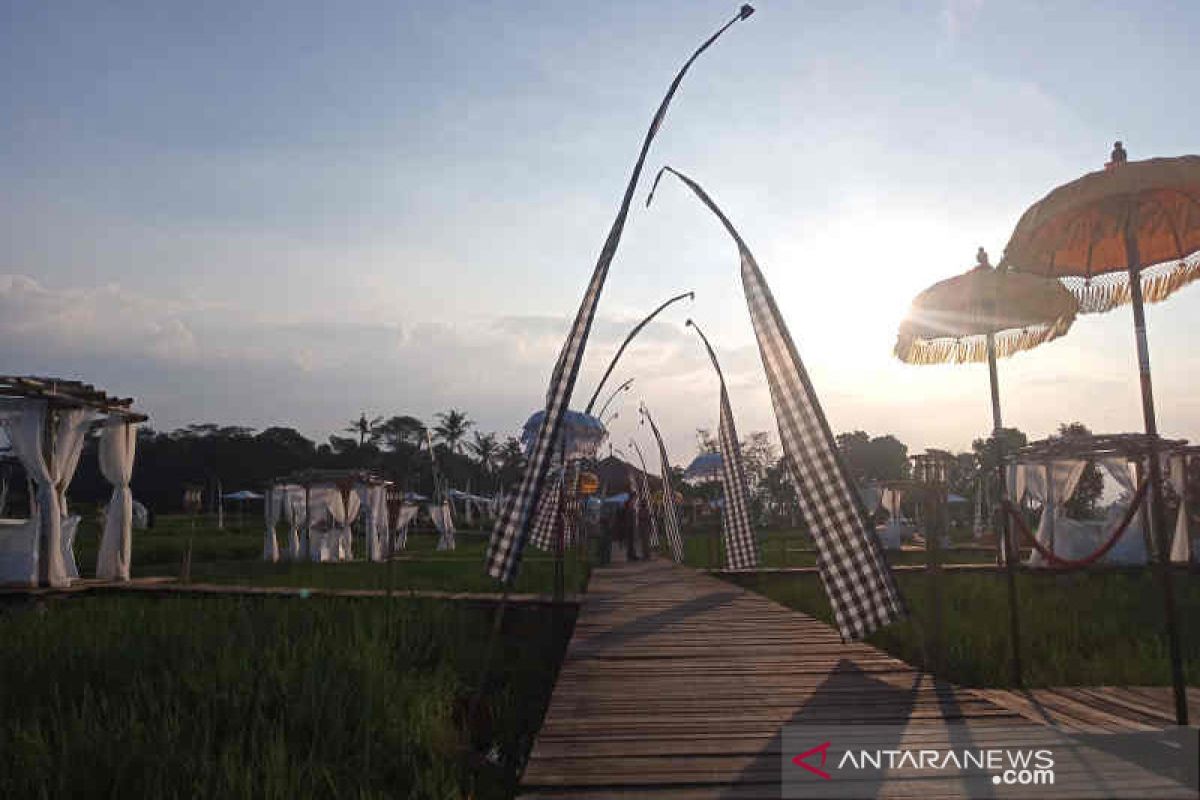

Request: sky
left=3, top=0, right=1199, bottom=465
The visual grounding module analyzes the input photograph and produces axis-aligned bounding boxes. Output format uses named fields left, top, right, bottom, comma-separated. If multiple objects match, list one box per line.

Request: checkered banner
left=716, top=385, right=759, bottom=569
left=655, top=167, right=904, bottom=640
left=484, top=8, right=752, bottom=584
left=528, top=468, right=563, bottom=552
left=630, top=440, right=661, bottom=548
left=630, top=464, right=661, bottom=548
left=690, top=320, right=759, bottom=569
left=642, top=407, right=685, bottom=563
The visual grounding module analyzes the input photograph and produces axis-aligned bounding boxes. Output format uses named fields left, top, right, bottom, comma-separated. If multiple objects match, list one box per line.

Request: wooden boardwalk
left=521, top=557, right=1196, bottom=798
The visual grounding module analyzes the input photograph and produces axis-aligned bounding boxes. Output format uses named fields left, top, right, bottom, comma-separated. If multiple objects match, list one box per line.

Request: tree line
left=37, top=410, right=526, bottom=514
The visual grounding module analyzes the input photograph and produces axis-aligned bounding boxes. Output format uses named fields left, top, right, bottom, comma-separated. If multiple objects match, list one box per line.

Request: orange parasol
left=1002, top=153, right=1200, bottom=313
left=1000, top=147, right=1199, bottom=725
left=895, top=248, right=1078, bottom=687
left=895, top=249, right=1078, bottom=364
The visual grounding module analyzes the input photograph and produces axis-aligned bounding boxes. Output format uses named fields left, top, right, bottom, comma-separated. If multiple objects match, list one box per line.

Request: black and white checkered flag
left=641, top=405, right=685, bottom=563
left=630, top=440, right=662, bottom=548
left=629, top=462, right=661, bottom=548
left=651, top=167, right=904, bottom=640
left=688, top=320, right=759, bottom=569
left=528, top=468, right=563, bottom=552
left=484, top=7, right=754, bottom=584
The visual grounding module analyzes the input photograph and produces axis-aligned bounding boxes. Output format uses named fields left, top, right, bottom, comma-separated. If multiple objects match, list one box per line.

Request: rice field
left=726, top=568, right=1200, bottom=688
left=68, top=514, right=585, bottom=595
left=0, top=594, right=574, bottom=799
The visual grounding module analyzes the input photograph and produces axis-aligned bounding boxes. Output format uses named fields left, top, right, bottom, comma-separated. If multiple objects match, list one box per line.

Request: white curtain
left=1025, top=460, right=1086, bottom=567
left=53, top=408, right=93, bottom=517
left=3, top=400, right=68, bottom=586
left=1169, top=455, right=1193, bottom=563
left=263, top=488, right=281, bottom=562
left=429, top=502, right=456, bottom=550
left=1097, top=458, right=1148, bottom=564
left=97, top=418, right=137, bottom=581
left=394, top=504, right=419, bottom=551
left=278, top=486, right=305, bottom=560
left=339, top=490, right=361, bottom=560
left=370, top=486, right=389, bottom=562
left=306, top=487, right=336, bottom=562
left=355, top=484, right=385, bottom=562
left=61, top=516, right=81, bottom=579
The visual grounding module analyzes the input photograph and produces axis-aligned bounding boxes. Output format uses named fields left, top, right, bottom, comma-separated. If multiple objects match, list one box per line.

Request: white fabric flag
left=97, top=418, right=137, bottom=581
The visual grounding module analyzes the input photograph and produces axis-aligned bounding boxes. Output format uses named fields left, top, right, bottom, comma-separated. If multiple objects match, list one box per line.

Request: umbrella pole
left=987, top=332, right=1023, bottom=688
left=1125, top=238, right=1189, bottom=726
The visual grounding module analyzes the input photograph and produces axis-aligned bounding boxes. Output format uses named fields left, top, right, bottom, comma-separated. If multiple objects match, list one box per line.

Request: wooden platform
left=521, top=558, right=1195, bottom=798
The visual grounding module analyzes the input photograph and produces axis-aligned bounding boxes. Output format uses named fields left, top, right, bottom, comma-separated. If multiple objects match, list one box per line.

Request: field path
left=520, top=557, right=1195, bottom=798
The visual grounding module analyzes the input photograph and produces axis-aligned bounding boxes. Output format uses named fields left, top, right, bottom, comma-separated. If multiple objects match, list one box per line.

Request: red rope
left=1003, top=480, right=1149, bottom=570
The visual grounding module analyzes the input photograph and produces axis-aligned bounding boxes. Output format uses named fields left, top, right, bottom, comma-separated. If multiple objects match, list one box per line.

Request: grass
left=681, top=527, right=1001, bottom=569
left=0, top=594, right=574, bottom=799
left=68, top=514, right=586, bottom=595
left=727, top=568, right=1200, bottom=688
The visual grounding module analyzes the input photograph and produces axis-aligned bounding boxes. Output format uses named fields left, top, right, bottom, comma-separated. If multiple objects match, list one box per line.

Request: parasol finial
left=739, top=4, right=755, bottom=20
left=976, top=247, right=991, bottom=269
left=1110, top=140, right=1127, bottom=166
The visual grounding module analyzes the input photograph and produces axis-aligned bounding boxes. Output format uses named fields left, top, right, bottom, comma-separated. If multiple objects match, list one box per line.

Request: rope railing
left=1002, top=479, right=1149, bottom=570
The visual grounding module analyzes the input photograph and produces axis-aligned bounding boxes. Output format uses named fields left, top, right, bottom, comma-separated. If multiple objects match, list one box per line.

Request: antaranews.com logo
left=792, top=739, right=1055, bottom=786
left=782, top=723, right=1198, bottom=799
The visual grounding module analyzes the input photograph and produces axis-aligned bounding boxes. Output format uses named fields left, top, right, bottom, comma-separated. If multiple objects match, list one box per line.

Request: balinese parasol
left=520, top=409, right=608, bottom=461
left=684, top=451, right=724, bottom=482
left=1000, top=148, right=1199, bottom=725
left=895, top=247, right=1078, bottom=687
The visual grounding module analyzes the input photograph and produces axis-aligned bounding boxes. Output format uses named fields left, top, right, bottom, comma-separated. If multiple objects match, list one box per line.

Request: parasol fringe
left=894, top=314, right=1074, bottom=366
left=1065, top=252, right=1200, bottom=314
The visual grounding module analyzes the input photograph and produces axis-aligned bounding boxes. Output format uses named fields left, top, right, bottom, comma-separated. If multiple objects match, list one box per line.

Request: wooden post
left=1125, top=232, right=1188, bottom=724
left=987, top=332, right=1023, bottom=687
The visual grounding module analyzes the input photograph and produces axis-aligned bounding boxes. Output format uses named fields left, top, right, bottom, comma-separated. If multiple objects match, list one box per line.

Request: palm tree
left=497, top=436, right=526, bottom=486
left=468, top=431, right=499, bottom=475
left=432, top=409, right=473, bottom=454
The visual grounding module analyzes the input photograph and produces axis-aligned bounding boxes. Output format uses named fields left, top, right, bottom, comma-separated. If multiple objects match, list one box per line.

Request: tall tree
left=375, top=415, right=426, bottom=451
left=971, top=427, right=1028, bottom=472
left=695, top=428, right=719, bottom=455
left=1055, top=422, right=1104, bottom=518
left=496, top=436, right=526, bottom=488
left=468, top=431, right=499, bottom=475
left=837, top=431, right=909, bottom=482
left=432, top=409, right=473, bottom=454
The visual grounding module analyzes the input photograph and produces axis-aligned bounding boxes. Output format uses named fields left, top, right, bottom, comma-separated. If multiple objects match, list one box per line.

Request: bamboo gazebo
left=0, top=376, right=147, bottom=586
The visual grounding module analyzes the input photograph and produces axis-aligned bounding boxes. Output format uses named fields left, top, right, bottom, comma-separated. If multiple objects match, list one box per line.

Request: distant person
left=975, top=247, right=990, bottom=270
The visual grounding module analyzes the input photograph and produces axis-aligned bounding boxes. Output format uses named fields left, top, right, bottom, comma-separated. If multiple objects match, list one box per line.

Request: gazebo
left=0, top=376, right=146, bottom=586
left=265, top=469, right=392, bottom=563
left=1008, top=433, right=1194, bottom=566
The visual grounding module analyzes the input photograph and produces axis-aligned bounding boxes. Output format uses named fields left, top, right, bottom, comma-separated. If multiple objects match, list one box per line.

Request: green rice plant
left=0, top=595, right=573, bottom=799
left=727, top=569, right=1200, bottom=688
